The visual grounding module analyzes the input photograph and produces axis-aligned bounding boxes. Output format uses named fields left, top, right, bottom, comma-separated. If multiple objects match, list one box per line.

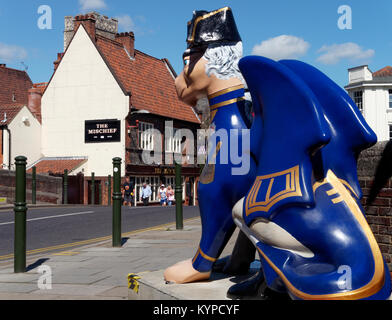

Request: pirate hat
left=186, top=7, right=241, bottom=49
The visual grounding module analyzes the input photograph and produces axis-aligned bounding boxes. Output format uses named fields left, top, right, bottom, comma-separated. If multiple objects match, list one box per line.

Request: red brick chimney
left=27, top=83, right=47, bottom=123
left=115, top=32, right=135, bottom=58
left=74, top=14, right=97, bottom=41
left=53, top=52, right=64, bottom=71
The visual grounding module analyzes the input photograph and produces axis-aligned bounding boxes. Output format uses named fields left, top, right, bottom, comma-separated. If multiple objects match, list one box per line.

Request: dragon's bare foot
left=164, top=259, right=210, bottom=284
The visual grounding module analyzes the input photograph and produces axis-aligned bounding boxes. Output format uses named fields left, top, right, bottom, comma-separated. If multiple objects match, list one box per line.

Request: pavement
left=0, top=216, right=241, bottom=300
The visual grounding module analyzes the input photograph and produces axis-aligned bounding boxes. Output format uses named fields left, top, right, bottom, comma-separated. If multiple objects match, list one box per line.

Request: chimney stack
left=74, top=14, right=97, bottom=41
left=64, top=12, right=118, bottom=50
left=53, top=52, right=64, bottom=71
left=28, top=83, right=47, bottom=123
left=115, top=32, right=135, bottom=58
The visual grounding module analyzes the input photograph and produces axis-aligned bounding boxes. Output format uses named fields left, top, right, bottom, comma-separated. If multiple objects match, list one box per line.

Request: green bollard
left=91, top=172, right=95, bottom=205
left=108, top=175, right=111, bottom=206
left=112, top=158, right=122, bottom=247
left=63, top=169, right=68, bottom=205
left=175, top=161, right=183, bottom=230
left=31, top=166, right=36, bottom=205
left=14, top=156, right=27, bottom=273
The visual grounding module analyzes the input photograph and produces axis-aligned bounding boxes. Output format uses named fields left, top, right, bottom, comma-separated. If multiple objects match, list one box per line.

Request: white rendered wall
left=41, top=26, right=128, bottom=176
left=360, top=87, right=390, bottom=142
left=3, top=107, right=42, bottom=170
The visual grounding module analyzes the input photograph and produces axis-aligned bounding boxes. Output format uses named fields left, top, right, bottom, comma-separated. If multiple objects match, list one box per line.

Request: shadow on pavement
left=26, top=258, right=49, bottom=272
left=121, top=237, right=130, bottom=246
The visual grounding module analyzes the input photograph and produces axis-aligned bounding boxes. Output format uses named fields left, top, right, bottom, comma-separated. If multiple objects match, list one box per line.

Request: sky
left=0, top=0, right=391, bottom=88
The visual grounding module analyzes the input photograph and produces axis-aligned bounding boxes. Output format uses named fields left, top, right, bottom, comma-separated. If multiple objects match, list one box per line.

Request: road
left=0, top=205, right=200, bottom=260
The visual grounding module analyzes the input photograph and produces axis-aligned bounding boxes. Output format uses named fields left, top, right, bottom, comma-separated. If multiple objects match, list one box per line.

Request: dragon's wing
left=239, top=55, right=331, bottom=219
left=281, top=60, right=377, bottom=200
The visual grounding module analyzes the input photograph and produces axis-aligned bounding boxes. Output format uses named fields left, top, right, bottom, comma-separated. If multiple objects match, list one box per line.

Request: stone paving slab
left=0, top=217, right=241, bottom=300
left=30, top=284, right=116, bottom=296
left=51, top=274, right=111, bottom=285
left=123, top=239, right=191, bottom=244
left=0, top=283, right=38, bottom=293
left=128, top=261, right=261, bottom=300
left=39, top=255, right=94, bottom=263
left=0, top=293, right=67, bottom=300
left=97, top=286, right=129, bottom=298
left=0, top=273, right=40, bottom=283
left=0, top=293, right=122, bottom=300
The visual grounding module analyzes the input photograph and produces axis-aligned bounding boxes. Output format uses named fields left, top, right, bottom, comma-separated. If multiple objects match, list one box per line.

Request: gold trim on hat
left=188, top=7, right=231, bottom=44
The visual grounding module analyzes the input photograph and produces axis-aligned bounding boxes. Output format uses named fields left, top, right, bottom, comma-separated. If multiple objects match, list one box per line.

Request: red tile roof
left=0, top=65, right=32, bottom=106
left=373, top=66, right=392, bottom=78
left=95, top=35, right=200, bottom=124
left=0, top=104, right=25, bottom=126
left=28, top=158, right=87, bottom=175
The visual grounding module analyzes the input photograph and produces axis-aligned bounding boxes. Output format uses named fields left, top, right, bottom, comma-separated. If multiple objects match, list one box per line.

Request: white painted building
left=41, top=22, right=129, bottom=177
left=0, top=105, right=42, bottom=170
left=345, top=65, right=392, bottom=142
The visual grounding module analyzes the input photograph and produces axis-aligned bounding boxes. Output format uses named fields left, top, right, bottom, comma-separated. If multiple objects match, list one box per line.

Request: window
left=389, top=90, right=392, bottom=109
left=390, top=125, right=392, bottom=140
left=132, top=175, right=184, bottom=205
left=138, top=122, right=154, bottom=150
left=353, top=91, right=363, bottom=112
left=165, top=129, right=182, bottom=153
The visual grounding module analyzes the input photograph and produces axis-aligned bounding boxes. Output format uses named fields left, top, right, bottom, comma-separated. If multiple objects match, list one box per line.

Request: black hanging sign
left=85, top=119, right=121, bottom=143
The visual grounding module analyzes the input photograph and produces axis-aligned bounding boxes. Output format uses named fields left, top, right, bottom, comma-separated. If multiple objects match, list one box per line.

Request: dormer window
left=353, top=91, right=363, bottom=113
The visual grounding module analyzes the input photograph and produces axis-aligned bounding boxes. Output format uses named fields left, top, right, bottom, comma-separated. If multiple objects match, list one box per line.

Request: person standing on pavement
left=141, top=182, right=152, bottom=206
left=158, top=184, right=168, bottom=206
left=166, top=185, right=175, bottom=206
left=122, top=176, right=134, bottom=207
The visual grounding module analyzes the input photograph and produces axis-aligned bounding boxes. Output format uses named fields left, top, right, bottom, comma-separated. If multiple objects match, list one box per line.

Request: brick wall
left=358, top=141, right=392, bottom=271
left=0, top=170, right=62, bottom=204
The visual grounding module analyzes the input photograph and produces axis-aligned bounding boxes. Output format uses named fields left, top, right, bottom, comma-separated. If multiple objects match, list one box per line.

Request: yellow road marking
left=52, top=251, right=80, bottom=256
left=0, top=217, right=199, bottom=261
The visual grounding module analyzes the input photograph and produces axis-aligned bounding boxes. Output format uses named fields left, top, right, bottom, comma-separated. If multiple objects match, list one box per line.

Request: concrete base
left=128, top=261, right=261, bottom=300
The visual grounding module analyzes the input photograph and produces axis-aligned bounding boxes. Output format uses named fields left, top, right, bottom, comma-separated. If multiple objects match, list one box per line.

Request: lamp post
left=14, top=156, right=27, bottom=273
left=112, top=158, right=122, bottom=247
left=175, top=157, right=183, bottom=230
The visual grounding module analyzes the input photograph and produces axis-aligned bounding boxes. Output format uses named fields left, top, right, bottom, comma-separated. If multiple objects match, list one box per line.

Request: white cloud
left=317, top=42, right=375, bottom=65
left=251, top=35, right=310, bottom=61
left=79, top=0, right=107, bottom=12
left=0, top=43, right=27, bottom=62
left=116, top=15, right=135, bottom=31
